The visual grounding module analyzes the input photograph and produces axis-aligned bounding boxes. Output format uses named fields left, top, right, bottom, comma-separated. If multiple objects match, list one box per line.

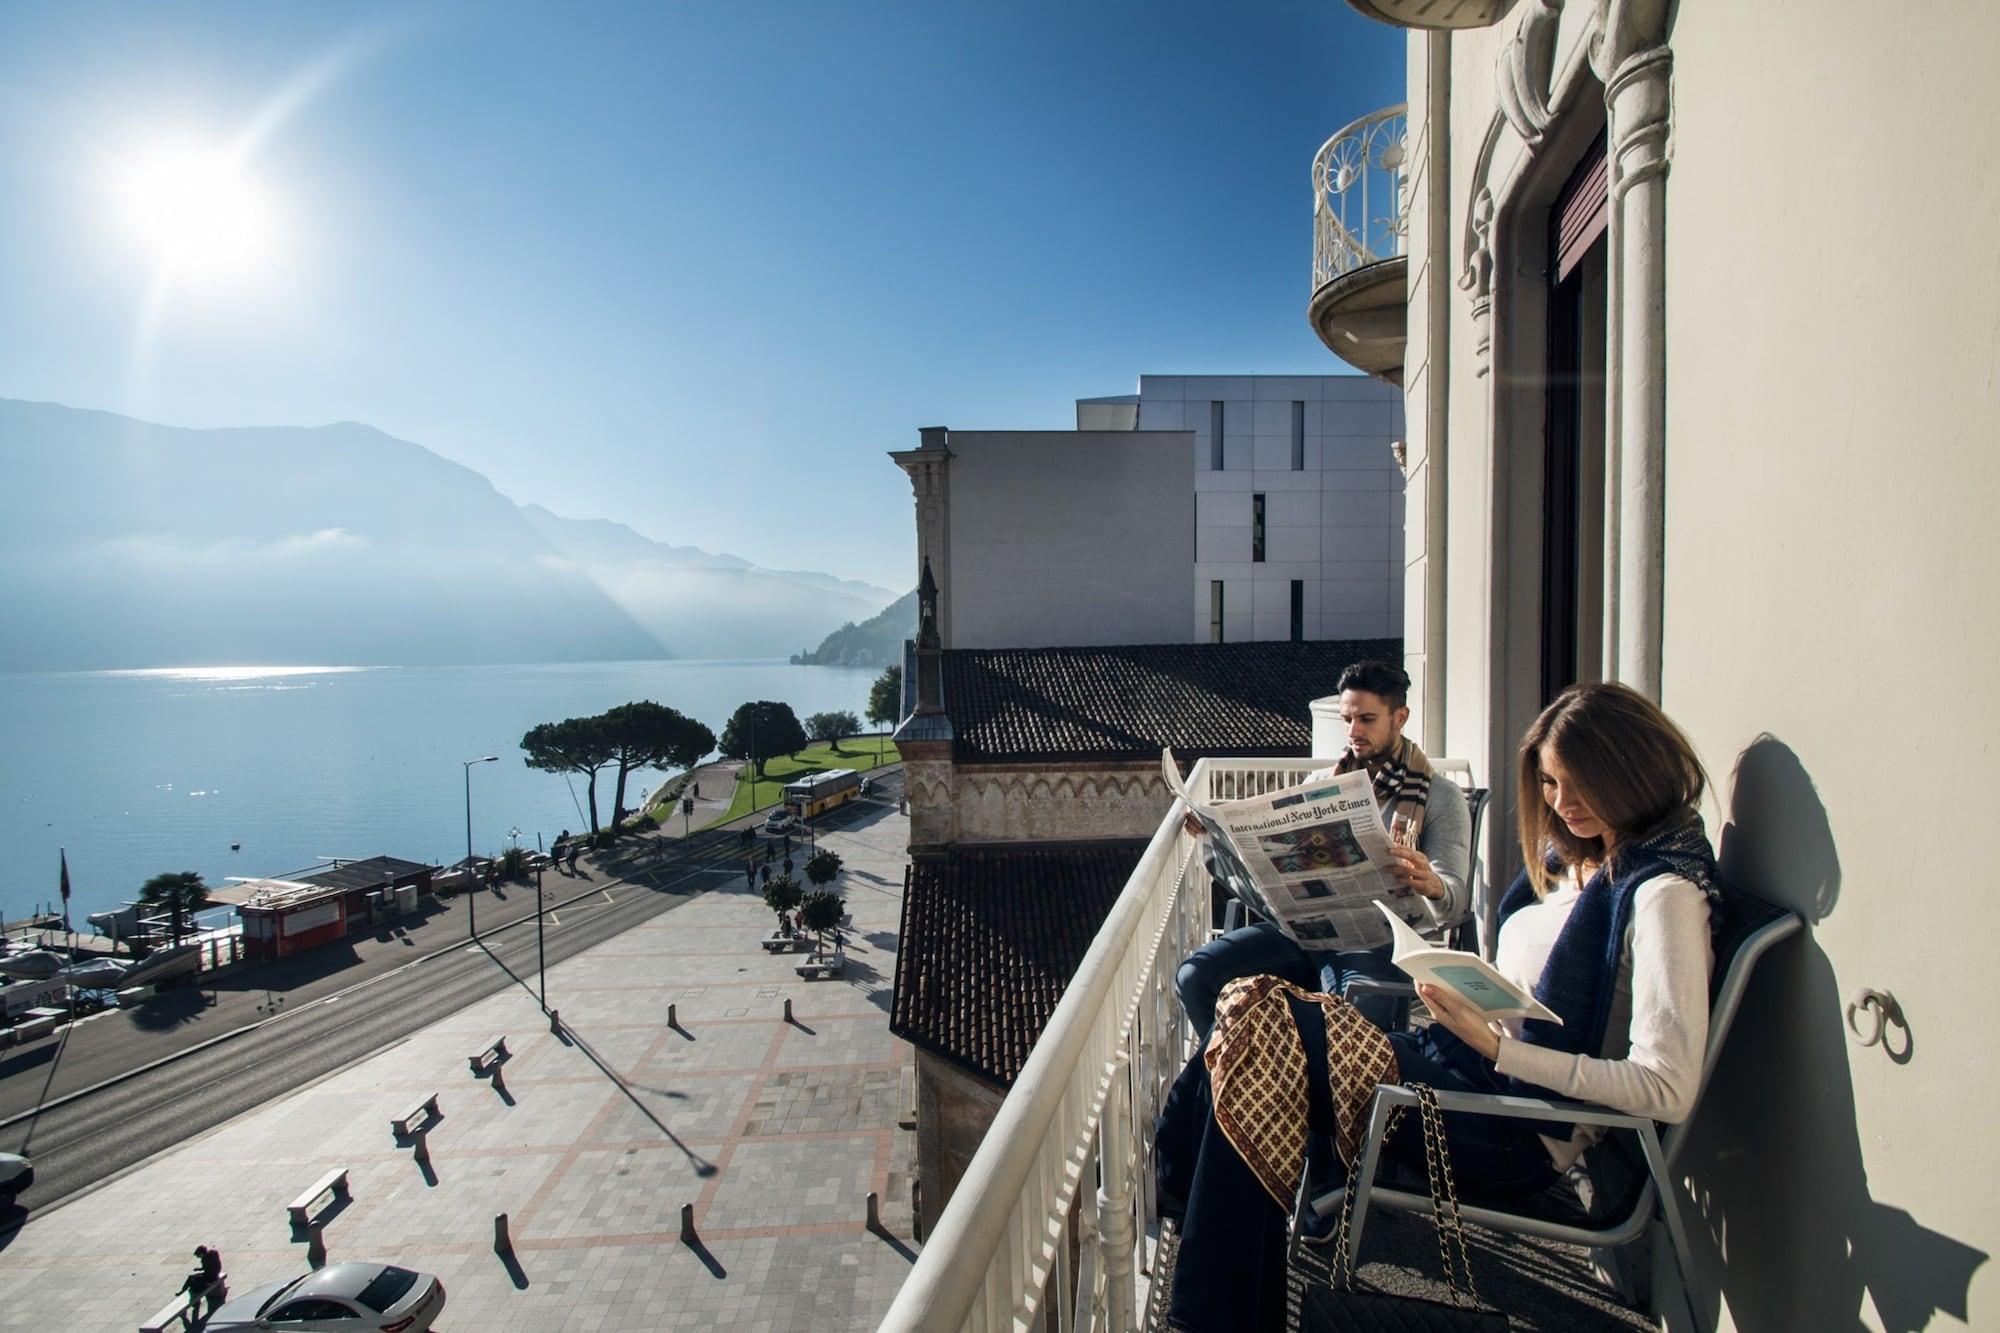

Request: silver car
left=204, top=1262, right=444, bottom=1331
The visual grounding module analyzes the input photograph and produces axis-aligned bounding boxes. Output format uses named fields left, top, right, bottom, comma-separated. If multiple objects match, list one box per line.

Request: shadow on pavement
left=686, top=1236, right=727, bottom=1279
left=126, top=988, right=214, bottom=1032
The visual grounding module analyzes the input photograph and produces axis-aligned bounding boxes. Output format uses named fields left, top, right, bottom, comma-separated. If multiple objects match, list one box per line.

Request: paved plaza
left=0, top=806, right=918, bottom=1331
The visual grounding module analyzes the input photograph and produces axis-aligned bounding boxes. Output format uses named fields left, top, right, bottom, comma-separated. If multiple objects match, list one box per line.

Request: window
left=1290, top=580, right=1304, bottom=642
left=1210, top=400, right=1225, bottom=470
left=1210, top=581, right=1224, bottom=642
left=1252, top=493, right=1266, bottom=563
left=1291, top=400, right=1305, bottom=470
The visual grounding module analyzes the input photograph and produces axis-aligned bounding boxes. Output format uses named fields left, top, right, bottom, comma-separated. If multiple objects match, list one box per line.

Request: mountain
left=790, top=589, right=918, bottom=668
left=0, top=399, right=888, bottom=671
left=517, top=505, right=897, bottom=659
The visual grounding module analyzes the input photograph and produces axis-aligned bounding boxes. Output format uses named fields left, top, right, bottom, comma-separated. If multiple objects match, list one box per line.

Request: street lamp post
left=463, top=755, right=499, bottom=939
left=535, top=832, right=547, bottom=1011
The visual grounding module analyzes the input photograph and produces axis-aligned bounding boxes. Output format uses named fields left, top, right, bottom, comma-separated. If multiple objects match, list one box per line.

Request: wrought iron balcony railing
left=880, top=758, right=1326, bottom=1332
left=1312, top=104, right=1409, bottom=291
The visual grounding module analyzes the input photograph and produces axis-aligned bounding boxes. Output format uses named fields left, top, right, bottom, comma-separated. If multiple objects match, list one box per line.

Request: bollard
left=549, top=1008, right=562, bottom=1035
left=782, top=997, right=794, bottom=1024
left=668, top=1002, right=678, bottom=1030
left=866, top=1190, right=881, bottom=1232
left=912, top=1180, right=924, bottom=1242
left=493, top=1212, right=510, bottom=1253
left=680, top=1202, right=697, bottom=1245
left=307, top=1221, right=327, bottom=1268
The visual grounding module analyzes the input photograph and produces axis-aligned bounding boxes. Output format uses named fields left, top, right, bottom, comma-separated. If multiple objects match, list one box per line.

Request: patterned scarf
left=1333, top=734, right=1434, bottom=845
left=1205, top=974, right=1396, bottom=1209
left=1497, top=812, right=1722, bottom=1066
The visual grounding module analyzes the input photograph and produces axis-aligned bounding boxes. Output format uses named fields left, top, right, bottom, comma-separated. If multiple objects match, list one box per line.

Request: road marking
left=602, top=890, right=615, bottom=905
left=546, top=911, right=561, bottom=927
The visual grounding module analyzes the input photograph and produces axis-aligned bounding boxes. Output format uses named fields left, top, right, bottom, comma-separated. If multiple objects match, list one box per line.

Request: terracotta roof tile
left=940, top=638, right=1400, bottom=763
left=890, top=844, right=1146, bottom=1086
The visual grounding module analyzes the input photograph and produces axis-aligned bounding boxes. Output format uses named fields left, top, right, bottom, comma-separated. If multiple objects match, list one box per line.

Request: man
left=1174, top=660, right=1471, bottom=1035
left=180, top=1244, right=224, bottom=1314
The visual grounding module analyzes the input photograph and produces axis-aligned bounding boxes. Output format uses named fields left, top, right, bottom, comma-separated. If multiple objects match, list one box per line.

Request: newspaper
left=1162, top=749, right=1429, bottom=952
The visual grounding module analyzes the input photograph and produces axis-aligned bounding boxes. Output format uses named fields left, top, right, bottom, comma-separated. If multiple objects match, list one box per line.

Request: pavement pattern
left=0, top=805, right=917, bottom=1332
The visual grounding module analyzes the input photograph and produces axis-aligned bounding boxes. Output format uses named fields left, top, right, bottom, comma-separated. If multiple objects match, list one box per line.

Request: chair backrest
left=1664, top=883, right=1803, bottom=1167
left=1453, top=786, right=1492, bottom=955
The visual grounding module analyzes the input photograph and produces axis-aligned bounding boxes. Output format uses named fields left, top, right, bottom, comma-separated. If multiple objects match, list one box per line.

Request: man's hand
left=1416, top=982, right=1502, bottom=1061
left=1182, top=811, right=1208, bottom=839
left=1384, top=844, right=1443, bottom=899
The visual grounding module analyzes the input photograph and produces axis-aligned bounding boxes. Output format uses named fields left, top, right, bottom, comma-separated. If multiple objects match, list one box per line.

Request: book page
left=1379, top=905, right=1561, bottom=1024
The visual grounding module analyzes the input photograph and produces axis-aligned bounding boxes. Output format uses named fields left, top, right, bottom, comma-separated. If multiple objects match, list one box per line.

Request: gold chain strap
left=1321, top=1084, right=1483, bottom=1306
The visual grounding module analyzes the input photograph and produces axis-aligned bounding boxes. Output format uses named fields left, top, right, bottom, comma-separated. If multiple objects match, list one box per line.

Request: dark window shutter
left=1551, top=134, right=1608, bottom=284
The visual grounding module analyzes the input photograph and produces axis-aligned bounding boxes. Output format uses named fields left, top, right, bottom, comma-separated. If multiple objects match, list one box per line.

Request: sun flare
left=119, top=143, right=278, bottom=279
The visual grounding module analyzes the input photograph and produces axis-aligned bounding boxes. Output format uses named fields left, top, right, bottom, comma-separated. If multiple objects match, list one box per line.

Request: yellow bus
left=783, top=768, right=862, bottom=821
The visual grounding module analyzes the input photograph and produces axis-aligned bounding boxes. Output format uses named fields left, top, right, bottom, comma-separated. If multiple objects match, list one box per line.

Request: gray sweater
left=1412, top=777, right=1472, bottom=933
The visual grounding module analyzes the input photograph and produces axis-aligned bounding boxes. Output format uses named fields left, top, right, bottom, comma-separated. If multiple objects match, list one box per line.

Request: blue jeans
left=1176, top=921, right=1410, bottom=1038
left=1157, top=1013, right=1559, bottom=1333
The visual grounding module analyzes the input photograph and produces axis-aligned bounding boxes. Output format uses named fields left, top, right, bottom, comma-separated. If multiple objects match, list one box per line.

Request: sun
left=119, top=143, right=278, bottom=279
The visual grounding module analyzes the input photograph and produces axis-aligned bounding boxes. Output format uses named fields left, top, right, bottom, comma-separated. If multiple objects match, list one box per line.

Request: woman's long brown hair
left=1515, top=682, right=1708, bottom=898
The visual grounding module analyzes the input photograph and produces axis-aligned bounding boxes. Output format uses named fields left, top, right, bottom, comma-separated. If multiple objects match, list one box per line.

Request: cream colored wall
left=1413, top=2, right=2000, bottom=1329
left=1659, top=5, right=2000, bottom=1329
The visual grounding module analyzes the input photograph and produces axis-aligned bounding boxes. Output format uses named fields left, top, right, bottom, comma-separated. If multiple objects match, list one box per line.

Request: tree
left=599, top=701, right=717, bottom=835
left=799, top=888, right=845, bottom=958
left=804, top=849, right=843, bottom=887
left=761, top=873, right=803, bottom=933
left=521, top=716, right=617, bottom=835
left=805, top=710, right=862, bottom=755
left=867, top=664, right=902, bottom=760
left=139, top=871, right=207, bottom=945
left=718, top=701, right=808, bottom=779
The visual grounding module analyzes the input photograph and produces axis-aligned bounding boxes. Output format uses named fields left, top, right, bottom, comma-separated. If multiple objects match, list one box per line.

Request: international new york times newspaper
left=1162, top=749, right=1430, bottom=952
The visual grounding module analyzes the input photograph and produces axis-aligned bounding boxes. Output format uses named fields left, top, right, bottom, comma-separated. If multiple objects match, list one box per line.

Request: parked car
left=204, top=1262, right=444, bottom=1332
left=0, top=1152, right=31, bottom=1206
left=761, top=810, right=798, bottom=834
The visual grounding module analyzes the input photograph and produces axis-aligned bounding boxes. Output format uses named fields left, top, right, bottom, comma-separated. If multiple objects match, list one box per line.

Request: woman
left=1159, top=682, right=1721, bottom=1332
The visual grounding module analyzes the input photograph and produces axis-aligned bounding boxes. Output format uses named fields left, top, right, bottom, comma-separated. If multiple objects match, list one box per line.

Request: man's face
left=1338, top=688, right=1408, bottom=760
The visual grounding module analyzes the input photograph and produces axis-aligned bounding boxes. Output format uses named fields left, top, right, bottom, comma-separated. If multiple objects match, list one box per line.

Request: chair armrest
left=1341, top=978, right=1417, bottom=1000
left=1364, top=1082, right=1653, bottom=1131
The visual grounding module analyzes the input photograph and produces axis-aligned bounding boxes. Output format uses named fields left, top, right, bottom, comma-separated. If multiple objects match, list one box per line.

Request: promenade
left=0, top=802, right=917, bottom=1331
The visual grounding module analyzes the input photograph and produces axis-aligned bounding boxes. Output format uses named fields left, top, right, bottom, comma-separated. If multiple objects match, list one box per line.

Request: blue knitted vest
left=1495, top=816, right=1720, bottom=1067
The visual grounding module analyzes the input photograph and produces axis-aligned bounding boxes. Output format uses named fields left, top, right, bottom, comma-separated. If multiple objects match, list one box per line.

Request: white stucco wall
left=1408, top=3, right=2000, bottom=1328
left=944, top=430, right=1194, bottom=650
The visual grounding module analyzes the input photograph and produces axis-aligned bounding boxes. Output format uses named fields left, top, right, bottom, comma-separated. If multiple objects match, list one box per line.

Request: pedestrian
left=783, top=833, right=792, bottom=856
left=745, top=860, right=756, bottom=888
left=693, top=782, right=700, bottom=799
left=783, top=856, right=793, bottom=876
left=760, top=864, right=772, bottom=886
left=567, top=843, right=580, bottom=873
left=180, top=1245, right=224, bottom=1315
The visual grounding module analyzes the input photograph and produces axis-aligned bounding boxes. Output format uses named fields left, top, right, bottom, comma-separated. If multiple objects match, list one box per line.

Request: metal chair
left=1314, top=885, right=1803, bottom=1333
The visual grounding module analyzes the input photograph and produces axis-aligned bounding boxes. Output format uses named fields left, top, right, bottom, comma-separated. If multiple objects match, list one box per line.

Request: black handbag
left=1285, top=1083, right=1510, bottom=1332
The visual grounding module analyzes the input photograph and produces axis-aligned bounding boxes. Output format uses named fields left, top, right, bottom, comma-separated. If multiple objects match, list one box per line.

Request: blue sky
left=0, top=1, right=1404, bottom=594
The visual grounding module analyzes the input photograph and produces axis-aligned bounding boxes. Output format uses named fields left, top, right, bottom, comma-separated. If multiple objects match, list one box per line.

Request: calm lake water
left=0, top=660, right=881, bottom=927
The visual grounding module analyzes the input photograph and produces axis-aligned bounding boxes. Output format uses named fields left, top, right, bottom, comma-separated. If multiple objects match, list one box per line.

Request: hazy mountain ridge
left=790, top=589, right=918, bottom=668
left=0, top=399, right=894, bottom=670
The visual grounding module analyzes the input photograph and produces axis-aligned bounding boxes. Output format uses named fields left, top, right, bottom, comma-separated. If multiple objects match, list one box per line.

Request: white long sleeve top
left=1488, top=869, right=1713, bottom=1168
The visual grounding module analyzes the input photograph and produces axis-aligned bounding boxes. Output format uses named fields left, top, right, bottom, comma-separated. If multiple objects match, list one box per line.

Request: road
left=0, top=772, right=902, bottom=1218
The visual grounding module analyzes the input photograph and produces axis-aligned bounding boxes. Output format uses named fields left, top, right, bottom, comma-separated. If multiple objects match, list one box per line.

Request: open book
left=1163, top=748, right=1430, bottom=952
left=1378, top=903, right=1561, bottom=1024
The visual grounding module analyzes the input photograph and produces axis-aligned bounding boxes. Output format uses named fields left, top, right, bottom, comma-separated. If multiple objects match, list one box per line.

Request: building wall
left=913, top=1050, right=1007, bottom=1239
left=1131, top=375, right=1407, bottom=642
left=1408, top=3, right=2000, bottom=1328
left=904, top=760, right=1172, bottom=846
left=944, top=430, right=1194, bottom=650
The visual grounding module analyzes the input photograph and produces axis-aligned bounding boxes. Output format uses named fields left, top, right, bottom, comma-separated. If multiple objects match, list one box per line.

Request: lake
left=0, top=660, right=883, bottom=927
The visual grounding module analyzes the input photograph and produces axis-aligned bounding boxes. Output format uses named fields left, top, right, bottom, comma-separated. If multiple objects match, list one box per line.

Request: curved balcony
left=1342, top=0, right=1506, bottom=29
left=1309, top=104, right=1409, bottom=384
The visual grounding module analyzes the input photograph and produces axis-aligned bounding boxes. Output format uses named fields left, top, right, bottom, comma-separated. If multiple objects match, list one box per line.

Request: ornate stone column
left=1600, top=41, right=1671, bottom=699
left=889, top=427, right=953, bottom=647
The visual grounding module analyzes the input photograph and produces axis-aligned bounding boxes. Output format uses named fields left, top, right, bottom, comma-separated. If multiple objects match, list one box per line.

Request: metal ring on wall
left=1846, top=988, right=1894, bottom=1048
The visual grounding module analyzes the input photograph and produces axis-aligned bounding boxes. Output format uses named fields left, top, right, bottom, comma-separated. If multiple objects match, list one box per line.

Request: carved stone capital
left=1605, top=45, right=1673, bottom=201
left=1495, top=0, right=1563, bottom=149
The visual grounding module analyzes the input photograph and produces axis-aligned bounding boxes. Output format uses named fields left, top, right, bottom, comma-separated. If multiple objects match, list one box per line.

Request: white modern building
left=1080, top=374, right=1405, bottom=643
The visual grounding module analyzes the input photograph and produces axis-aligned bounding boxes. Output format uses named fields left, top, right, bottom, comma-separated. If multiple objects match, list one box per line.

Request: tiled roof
left=940, top=638, right=1400, bottom=763
left=890, top=843, right=1146, bottom=1086
left=300, top=856, right=435, bottom=892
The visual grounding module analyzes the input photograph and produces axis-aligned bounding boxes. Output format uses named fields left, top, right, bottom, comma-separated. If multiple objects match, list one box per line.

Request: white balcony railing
left=1311, top=104, right=1409, bottom=290
left=881, top=758, right=1326, bottom=1333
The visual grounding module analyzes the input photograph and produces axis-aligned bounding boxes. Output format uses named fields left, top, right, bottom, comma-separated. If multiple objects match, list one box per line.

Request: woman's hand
left=1384, top=844, right=1444, bottom=899
left=1416, top=982, right=1503, bottom=1062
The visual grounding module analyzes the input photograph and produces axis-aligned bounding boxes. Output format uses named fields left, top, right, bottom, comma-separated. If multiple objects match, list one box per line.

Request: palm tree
left=138, top=871, right=208, bottom=945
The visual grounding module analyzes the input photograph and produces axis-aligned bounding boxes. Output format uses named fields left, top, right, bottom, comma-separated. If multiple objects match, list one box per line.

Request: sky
left=0, top=1, right=1406, bottom=594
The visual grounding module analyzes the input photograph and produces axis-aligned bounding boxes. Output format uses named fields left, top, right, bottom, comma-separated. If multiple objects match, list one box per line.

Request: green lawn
left=705, top=734, right=897, bottom=827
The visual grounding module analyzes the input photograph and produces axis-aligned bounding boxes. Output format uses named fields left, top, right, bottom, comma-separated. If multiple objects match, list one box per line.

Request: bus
left=782, top=769, right=863, bottom=821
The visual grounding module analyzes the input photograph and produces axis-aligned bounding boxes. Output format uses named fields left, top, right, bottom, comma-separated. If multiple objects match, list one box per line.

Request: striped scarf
left=1333, top=734, right=1434, bottom=845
